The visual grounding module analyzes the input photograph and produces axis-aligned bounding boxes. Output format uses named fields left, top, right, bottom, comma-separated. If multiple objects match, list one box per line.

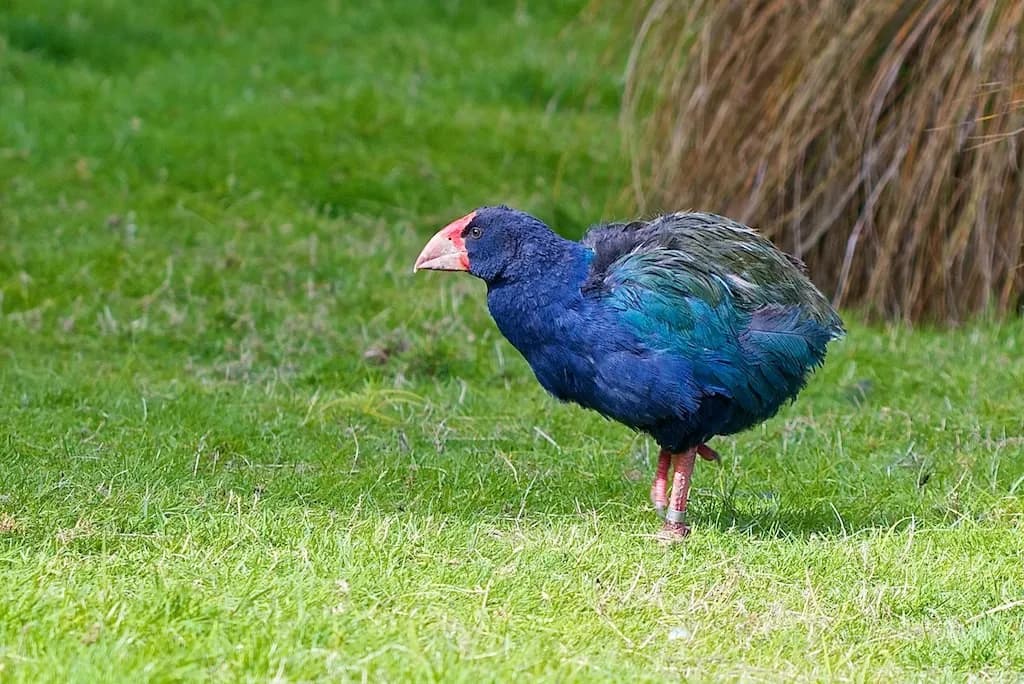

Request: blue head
left=414, top=206, right=571, bottom=285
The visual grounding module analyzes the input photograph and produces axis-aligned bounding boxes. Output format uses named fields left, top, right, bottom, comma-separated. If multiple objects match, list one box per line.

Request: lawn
left=2, top=1, right=1023, bottom=681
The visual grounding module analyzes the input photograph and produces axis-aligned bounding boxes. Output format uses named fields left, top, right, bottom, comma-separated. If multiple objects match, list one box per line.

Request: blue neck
left=485, top=239, right=592, bottom=353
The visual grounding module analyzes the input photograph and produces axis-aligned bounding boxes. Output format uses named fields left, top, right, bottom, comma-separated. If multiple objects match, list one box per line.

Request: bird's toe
left=656, top=521, right=691, bottom=543
left=697, top=444, right=720, bottom=462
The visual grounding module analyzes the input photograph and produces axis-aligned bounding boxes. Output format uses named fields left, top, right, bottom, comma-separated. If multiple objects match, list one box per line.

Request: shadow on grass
left=305, top=454, right=939, bottom=541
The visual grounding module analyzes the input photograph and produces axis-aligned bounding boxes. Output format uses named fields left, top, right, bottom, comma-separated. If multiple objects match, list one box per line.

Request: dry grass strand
left=623, top=0, right=1024, bottom=322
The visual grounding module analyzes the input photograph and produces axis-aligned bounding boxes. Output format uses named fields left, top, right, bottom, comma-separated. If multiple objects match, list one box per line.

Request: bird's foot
left=697, top=443, right=720, bottom=462
left=656, top=520, right=691, bottom=542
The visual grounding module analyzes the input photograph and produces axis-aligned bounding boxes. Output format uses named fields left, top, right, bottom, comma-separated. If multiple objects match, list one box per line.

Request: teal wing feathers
left=580, top=212, right=844, bottom=422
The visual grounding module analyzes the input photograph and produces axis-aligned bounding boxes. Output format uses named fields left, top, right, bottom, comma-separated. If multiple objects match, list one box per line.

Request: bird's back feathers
left=582, top=212, right=844, bottom=335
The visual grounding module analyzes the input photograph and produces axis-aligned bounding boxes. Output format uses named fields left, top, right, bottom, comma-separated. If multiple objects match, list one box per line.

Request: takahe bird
left=414, top=206, right=844, bottom=540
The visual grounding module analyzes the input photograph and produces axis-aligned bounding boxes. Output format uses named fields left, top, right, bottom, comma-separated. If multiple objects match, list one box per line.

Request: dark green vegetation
left=2, top=1, right=1023, bottom=680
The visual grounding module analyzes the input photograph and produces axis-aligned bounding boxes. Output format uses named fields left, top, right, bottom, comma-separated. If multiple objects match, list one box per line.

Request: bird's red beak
left=413, top=211, right=476, bottom=273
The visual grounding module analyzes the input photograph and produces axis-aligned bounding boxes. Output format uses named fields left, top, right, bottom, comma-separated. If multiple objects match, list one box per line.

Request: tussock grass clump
left=623, top=1, right=1024, bottom=322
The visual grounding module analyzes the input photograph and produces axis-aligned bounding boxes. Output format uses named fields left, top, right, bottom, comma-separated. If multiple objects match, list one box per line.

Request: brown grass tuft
left=0, top=512, right=20, bottom=534
left=622, top=1, right=1024, bottom=322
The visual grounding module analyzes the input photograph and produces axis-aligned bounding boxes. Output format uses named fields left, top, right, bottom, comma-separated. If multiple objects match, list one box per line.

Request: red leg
left=650, top=448, right=671, bottom=518
left=659, top=447, right=697, bottom=540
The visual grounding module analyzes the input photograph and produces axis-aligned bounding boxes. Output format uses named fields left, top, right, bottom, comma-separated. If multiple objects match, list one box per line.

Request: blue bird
left=415, top=206, right=844, bottom=540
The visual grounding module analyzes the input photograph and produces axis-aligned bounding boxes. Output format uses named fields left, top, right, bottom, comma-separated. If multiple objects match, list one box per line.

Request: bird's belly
left=525, top=344, right=699, bottom=427
left=524, top=341, right=801, bottom=451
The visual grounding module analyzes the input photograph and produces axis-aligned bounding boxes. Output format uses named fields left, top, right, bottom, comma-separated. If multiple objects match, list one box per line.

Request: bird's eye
left=469, top=227, right=483, bottom=239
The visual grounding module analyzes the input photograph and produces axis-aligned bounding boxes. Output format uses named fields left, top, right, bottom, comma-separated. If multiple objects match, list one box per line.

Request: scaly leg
left=658, top=447, right=697, bottom=541
left=649, top=448, right=671, bottom=518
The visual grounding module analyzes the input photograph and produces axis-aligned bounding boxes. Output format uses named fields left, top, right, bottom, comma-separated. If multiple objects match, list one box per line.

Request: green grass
left=2, top=1, right=1023, bottom=681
